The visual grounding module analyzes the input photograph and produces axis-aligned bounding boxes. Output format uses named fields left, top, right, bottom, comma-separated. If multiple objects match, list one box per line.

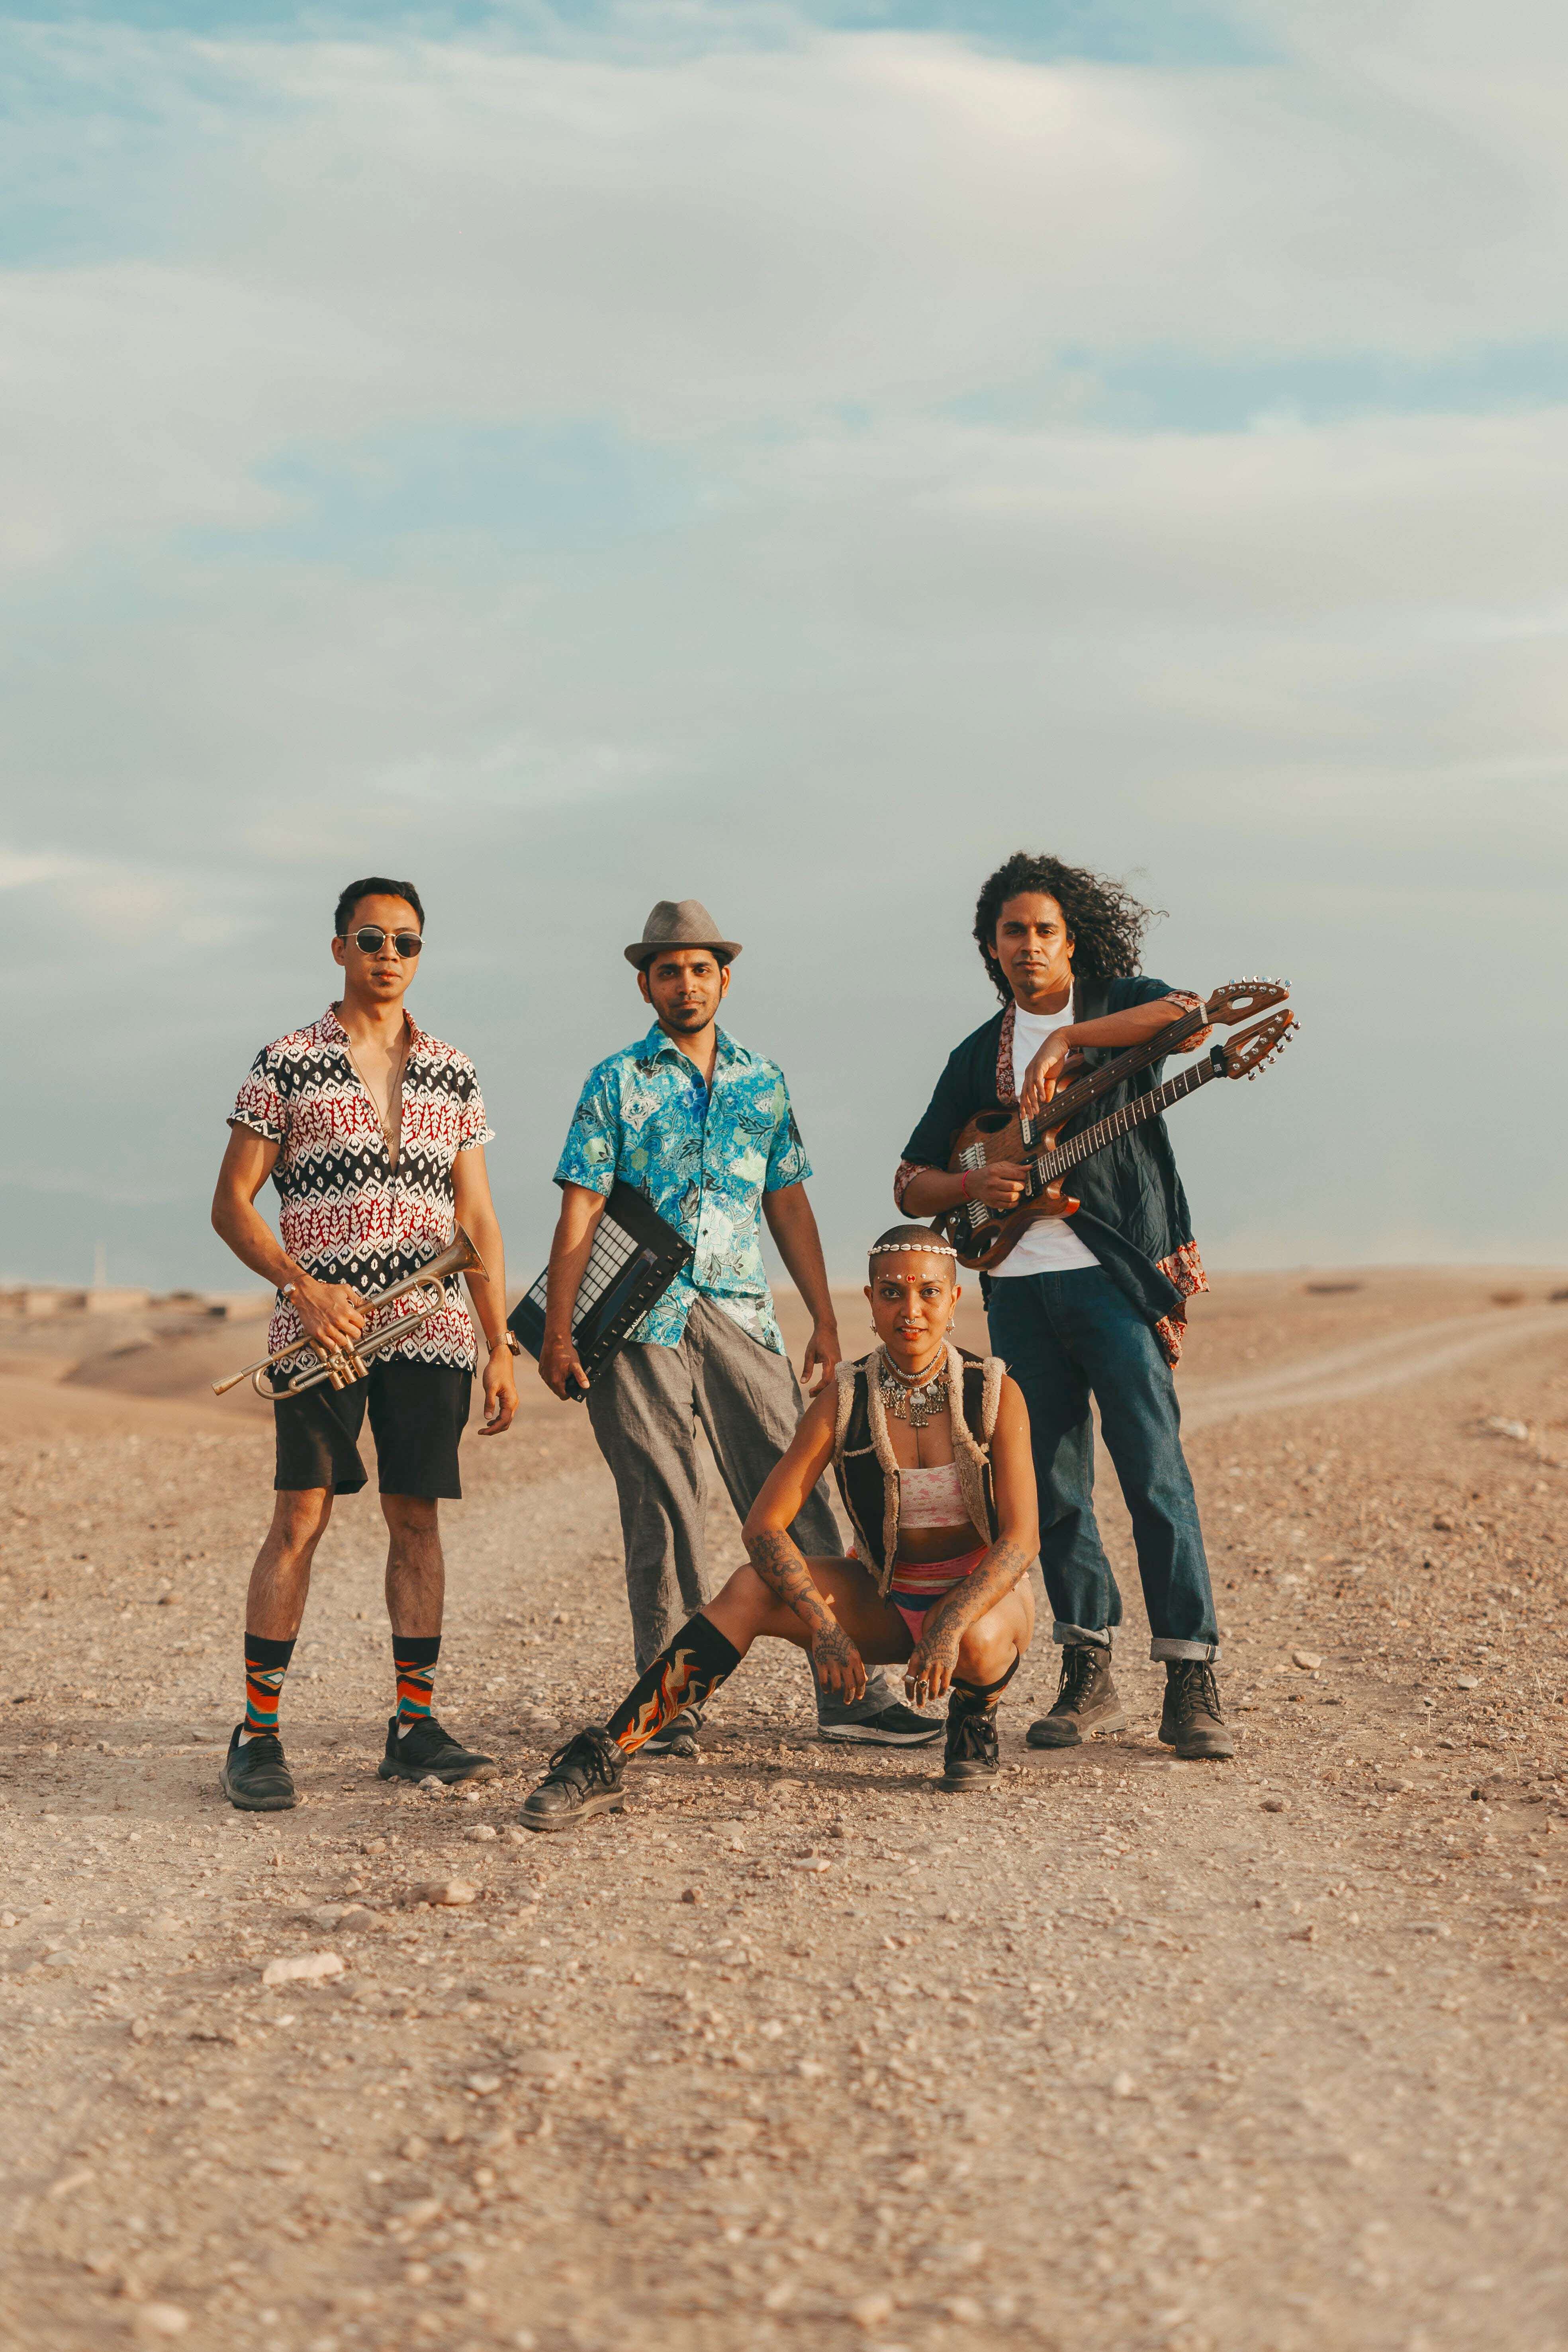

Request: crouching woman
left=519, top=1225, right=1039, bottom=1830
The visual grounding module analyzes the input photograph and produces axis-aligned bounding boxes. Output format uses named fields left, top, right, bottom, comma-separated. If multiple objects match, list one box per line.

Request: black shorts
left=272, top=1358, right=472, bottom=1499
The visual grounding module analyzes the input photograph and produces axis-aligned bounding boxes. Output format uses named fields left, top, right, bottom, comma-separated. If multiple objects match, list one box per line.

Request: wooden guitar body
left=945, top=1106, right=1083, bottom=1270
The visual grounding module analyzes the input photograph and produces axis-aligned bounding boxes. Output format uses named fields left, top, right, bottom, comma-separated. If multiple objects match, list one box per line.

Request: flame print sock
left=242, top=1632, right=296, bottom=1744
left=605, top=1613, right=743, bottom=1755
left=393, top=1633, right=442, bottom=1738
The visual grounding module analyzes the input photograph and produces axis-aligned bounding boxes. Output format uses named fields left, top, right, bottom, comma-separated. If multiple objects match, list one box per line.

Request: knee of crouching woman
left=715, top=1560, right=771, bottom=1614
left=956, top=1608, right=1022, bottom=1687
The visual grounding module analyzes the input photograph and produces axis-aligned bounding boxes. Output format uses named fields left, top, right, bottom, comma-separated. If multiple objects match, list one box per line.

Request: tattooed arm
left=741, top=1388, right=866, bottom=1704
left=746, top=1529, right=867, bottom=1703
left=904, top=1376, right=1039, bottom=1704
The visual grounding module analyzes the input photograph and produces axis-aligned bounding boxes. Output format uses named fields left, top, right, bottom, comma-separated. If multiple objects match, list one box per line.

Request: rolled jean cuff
left=1052, top=1623, right=1112, bottom=1650
left=1150, top=1637, right=1222, bottom=1663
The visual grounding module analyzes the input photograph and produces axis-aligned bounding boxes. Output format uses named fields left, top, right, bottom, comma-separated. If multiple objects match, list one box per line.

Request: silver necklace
left=877, top=1345, right=949, bottom=1433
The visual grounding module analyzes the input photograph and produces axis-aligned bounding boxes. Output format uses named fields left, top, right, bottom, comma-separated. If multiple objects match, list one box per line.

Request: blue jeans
left=986, top=1266, right=1219, bottom=1662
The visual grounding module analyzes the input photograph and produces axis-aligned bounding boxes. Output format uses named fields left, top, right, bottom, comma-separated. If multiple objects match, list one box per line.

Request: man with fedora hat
left=538, top=898, right=936, bottom=1751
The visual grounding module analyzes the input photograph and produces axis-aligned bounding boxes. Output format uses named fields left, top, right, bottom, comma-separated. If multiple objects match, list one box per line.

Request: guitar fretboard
left=1036, top=1055, right=1218, bottom=1186
left=1015, top=1002, right=1212, bottom=1154
left=965, top=1052, right=1219, bottom=1231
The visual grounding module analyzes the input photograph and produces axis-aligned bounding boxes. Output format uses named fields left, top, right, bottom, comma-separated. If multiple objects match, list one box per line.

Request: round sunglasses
left=341, top=925, right=423, bottom=958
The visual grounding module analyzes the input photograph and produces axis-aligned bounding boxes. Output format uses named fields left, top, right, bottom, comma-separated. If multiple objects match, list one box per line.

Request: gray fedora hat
left=624, top=898, right=743, bottom=969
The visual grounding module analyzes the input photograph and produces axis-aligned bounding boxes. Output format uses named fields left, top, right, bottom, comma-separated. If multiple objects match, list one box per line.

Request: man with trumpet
left=211, top=876, right=516, bottom=1810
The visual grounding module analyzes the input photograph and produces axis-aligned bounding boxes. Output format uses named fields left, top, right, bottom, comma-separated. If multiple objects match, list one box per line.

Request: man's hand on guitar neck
left=1018, top=991, right=1200, bottom=1123
left=1018, top=1031, right=1081, bottom=1124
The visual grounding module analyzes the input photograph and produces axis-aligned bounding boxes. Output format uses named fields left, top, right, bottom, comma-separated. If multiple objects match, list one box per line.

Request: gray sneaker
left=1026, top=1644, right=1127, bottom=1748
left=643, top=1706, right=702, bottom=1759
left=818, top=1702, right=944, bottom=1747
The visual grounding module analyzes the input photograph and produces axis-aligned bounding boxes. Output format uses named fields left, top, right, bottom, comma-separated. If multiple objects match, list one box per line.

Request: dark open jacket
left=895, top=975, right=1208, bottom=1364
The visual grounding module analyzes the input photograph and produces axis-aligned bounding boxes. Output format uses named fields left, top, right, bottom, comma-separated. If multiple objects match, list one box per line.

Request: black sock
left=606, top=1614, right=743, bottom=1755
left=951, top=1657, right=1021, bottom=1709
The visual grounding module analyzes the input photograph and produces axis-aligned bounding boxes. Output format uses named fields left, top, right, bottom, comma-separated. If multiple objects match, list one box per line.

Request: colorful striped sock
left=242, top=1632, right=296, bottom=1744
left=393, top=1634, right=442, bottom=1738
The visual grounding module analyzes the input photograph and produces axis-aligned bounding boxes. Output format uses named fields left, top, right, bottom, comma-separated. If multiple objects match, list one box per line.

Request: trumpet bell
left=419, top=1227, right=487, bottom=1284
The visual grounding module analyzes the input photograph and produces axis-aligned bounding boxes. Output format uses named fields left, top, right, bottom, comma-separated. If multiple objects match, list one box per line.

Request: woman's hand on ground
left=809, top=1620, right=867, bottom=1704
left=905, top=1624, right=962, bottom=1706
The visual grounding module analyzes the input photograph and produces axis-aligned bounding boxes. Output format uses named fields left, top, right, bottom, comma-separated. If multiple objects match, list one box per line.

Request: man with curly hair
left=895, top=852, right=1232, bottom=1760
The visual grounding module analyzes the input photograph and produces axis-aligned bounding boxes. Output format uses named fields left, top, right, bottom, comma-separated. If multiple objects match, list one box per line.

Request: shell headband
left=868, top=1237, right=957, bottom=1261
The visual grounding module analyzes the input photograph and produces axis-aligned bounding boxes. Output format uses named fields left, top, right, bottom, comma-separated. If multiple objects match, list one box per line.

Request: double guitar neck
left=1012, top=1001, right=1210, bottom=1158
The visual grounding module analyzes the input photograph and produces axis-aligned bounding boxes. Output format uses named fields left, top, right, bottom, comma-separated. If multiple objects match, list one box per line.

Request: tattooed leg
left=604, top=1613, right=744, bottom=1756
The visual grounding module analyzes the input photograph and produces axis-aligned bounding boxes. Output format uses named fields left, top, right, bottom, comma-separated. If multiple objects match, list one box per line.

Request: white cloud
left=4, top=8, right=1568, bottom=579
left=4, top=3, right=1566, bottom=1282
left=0, top=848, right=78, bottom=890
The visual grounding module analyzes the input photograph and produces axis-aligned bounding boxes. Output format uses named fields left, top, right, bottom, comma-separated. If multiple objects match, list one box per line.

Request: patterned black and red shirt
left=230, top=1005, right=493, bottom=1372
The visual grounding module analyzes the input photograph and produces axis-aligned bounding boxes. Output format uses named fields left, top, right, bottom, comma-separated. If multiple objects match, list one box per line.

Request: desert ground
left=1, top=1268, right=1566, bottom=2352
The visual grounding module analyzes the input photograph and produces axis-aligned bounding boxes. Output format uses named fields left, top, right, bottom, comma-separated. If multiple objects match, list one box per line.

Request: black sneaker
left=1026, top=1643, right=1127, bottom=1748
left=1159, top=1661, right=1235, bottom=1760
left=643, top=1705, right=702, bottom=1759
left=942, top=1694, right=999, bottom=1789
left=818, top=1702, right=944, bottom=1747
left=519, top=1727, right=627, bottom=1833
left=220, top=1725, right=298, bottom=1812
left=377, top=1715, right=497, bottom=1785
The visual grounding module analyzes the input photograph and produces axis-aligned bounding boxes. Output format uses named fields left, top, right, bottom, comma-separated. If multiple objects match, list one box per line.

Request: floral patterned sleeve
left=553, top=1072, right=620, bottom=1197
left=763, top=1075, right=812, bottom=1192
left=230, top=1047, right=286, bottom=1144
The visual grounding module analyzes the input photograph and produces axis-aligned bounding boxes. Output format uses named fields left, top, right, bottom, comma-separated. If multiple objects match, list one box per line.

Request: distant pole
left=94, top=1240, right=108, bottom=1290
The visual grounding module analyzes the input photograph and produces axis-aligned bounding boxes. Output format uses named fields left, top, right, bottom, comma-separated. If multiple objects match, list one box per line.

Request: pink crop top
left=897, top=1459, right=969, bottom=1528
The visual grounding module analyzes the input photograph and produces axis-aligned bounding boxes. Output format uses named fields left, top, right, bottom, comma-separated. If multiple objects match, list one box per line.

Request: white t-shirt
left=989, top=1003, right=1100, bottom=1278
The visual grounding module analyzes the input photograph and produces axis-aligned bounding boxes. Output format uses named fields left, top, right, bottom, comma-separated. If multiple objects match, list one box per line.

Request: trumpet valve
left=346, top=1351, right=371, bottom=1383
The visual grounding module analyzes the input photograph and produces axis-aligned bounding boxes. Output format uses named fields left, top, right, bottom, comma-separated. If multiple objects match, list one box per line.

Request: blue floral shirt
left=554, top=1023, right=811, bottom=1353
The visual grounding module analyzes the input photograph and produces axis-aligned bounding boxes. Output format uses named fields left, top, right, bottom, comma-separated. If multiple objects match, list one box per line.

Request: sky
left=3, top=0, right=1565, bottom=1297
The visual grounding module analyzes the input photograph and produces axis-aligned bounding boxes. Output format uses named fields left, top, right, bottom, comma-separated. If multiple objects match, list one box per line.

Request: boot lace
left=1057, top=1644, right=1106, bottom=1709
left=1169, top=1661, right=1223, bottom=1725
left=544, top=1726, right=623, bottom=1790
left=946, top=1699, right=998, bottom=1765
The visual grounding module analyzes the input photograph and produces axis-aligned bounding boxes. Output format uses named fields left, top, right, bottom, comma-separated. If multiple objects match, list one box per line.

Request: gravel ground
left=1, top=1271, right=1565, bottom=2352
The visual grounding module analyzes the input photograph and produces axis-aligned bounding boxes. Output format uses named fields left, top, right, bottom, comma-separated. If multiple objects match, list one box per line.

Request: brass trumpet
left=213, top=1228, right=487, bottom=1402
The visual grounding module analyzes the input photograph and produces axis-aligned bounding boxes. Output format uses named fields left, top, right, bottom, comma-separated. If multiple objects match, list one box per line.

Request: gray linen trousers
left=585, top=1294, right=897, bottom=1726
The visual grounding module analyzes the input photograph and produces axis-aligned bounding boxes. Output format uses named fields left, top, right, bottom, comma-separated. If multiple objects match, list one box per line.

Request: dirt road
left=1, top=1271, right=1565, bottom=2352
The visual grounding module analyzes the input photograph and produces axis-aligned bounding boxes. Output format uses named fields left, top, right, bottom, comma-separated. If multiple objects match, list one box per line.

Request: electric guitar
left=943, top=980, right=1296, bottom=1272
